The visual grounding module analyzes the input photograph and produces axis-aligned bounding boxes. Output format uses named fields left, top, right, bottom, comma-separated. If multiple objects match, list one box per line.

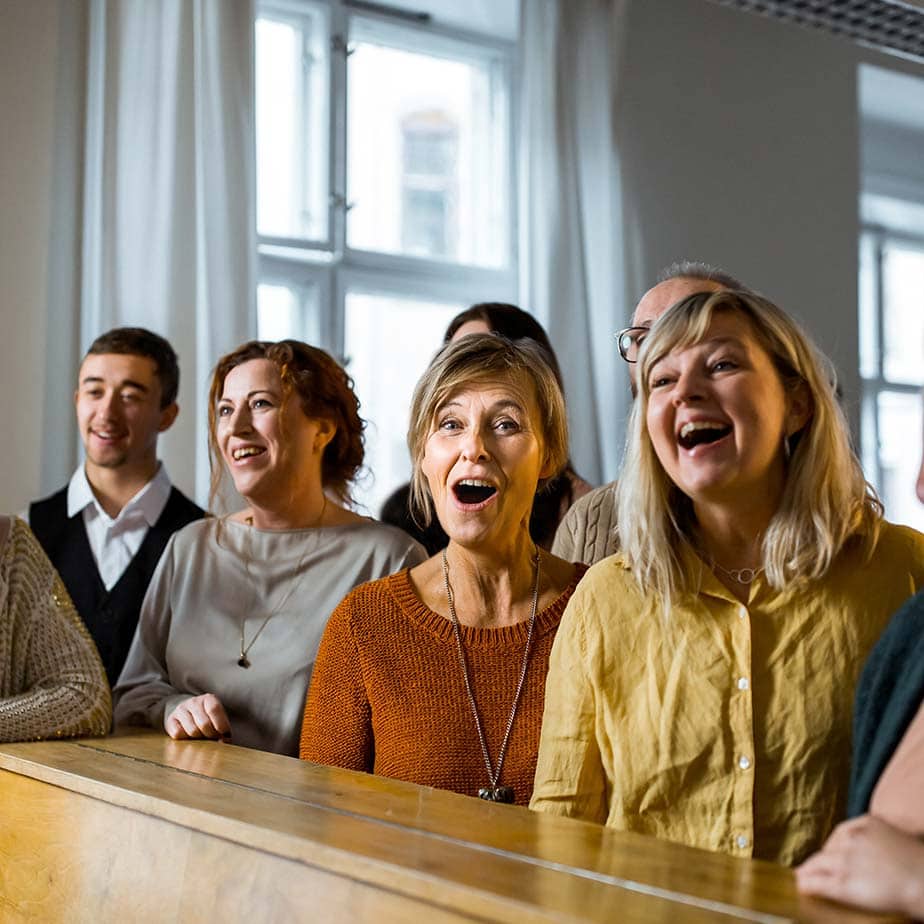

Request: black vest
left=30, top=485, right=205, bottom=686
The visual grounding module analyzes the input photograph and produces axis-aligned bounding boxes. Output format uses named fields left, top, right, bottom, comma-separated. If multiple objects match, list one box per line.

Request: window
left=255, top=1, right=515, bottom=514
left=400, top=114, right=458, bottom=257
left=859, top=231, right=924, bottom=531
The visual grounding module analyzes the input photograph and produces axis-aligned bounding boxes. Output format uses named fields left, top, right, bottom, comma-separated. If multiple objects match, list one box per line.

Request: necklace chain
left=441, top=547, right=540, bottom=803
left=237, top=496, right=327, bottom=668
left=712, top=561, right=763, bottom=585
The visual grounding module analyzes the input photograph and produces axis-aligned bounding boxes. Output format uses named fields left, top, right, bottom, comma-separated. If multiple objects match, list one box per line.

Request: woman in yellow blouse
left=530, top=289, right=924, bottom=866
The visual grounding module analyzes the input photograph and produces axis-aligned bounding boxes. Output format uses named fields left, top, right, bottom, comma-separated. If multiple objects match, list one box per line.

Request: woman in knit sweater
left=301, top=335, right=586, bottom=805
left=0, top=515, right=111, bottom=742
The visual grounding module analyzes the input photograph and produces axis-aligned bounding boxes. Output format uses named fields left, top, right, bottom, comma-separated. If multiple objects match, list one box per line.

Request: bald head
left=633, top=276, right=724, bottom=329
left=626, top=276, right=725, bottom=392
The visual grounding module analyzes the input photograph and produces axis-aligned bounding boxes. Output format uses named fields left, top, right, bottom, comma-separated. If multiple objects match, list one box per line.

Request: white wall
left=614, top=0, right=862, bottom=443
left=3, top=0, right=924, bottom=510
left=0, top=1, right=69, bottom=514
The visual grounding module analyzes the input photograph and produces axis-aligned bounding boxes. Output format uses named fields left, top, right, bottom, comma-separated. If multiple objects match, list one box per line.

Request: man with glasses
left=551, top=262, right=749, bottom=564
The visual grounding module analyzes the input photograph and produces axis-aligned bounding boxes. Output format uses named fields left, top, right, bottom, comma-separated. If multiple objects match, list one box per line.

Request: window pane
left=858, top=233, right=878, bottom=380
left=257, top=281, right=321, bottom=345
left=344, top=292, right=461, bottom=515
left=346, top=28, right=509, bottom=267
left=882, top=244, right=924, bottom=385
left=877, top=390, right=924, bottom=532
left=256, top=5, right=329, bottom=241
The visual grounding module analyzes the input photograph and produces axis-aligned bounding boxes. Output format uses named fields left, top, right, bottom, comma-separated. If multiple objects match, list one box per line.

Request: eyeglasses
left=614, top=326, right=649, bottom=364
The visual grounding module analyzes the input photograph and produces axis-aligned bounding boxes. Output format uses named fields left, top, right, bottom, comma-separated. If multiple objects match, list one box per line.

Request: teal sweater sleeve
left=849, top=589, right=924, bottom=816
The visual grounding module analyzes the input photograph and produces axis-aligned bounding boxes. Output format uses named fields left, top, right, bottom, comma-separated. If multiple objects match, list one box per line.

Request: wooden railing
left=0, top=732, right=901, bottom=923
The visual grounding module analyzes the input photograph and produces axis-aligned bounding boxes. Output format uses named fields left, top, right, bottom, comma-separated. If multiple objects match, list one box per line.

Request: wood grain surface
left=0, top=733, right=904, bottom=924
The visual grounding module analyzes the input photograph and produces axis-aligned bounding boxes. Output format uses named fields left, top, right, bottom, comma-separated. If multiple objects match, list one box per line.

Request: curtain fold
left=518, top=0, right=639, bottom=485
left=80, top=0, right=256, bottom=505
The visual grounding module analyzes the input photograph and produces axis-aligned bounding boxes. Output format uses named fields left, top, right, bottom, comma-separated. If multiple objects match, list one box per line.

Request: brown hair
left=407, top=334, right=568, bottom=527
left=207, top=340, right=364, bottom=507
left=86, top=327, right=179, bottom=407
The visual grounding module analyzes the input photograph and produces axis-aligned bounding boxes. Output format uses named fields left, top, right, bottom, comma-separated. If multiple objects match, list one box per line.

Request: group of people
left=1, top=261, right=922, bottom=918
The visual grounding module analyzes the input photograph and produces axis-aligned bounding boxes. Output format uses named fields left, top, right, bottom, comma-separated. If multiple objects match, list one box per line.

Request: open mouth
left=232, top=446, right=265, bottom=461
left=453, top=479, right=498, bottom=505
left=677, top=421, right=732, bottom=451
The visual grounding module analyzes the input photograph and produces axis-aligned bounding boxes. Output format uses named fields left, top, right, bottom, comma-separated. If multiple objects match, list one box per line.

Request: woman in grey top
left=114, top=341, right=425, bottom=756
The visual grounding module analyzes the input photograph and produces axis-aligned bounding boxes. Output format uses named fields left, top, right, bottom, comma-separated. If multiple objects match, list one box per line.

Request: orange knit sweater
left=300, top=564, right=587, bottom=805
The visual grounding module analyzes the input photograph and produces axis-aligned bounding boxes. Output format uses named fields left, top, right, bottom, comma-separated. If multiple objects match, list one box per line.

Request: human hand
left=165, top=693, right=232, bottom=742
left=796, top=814, right=924, bottom=917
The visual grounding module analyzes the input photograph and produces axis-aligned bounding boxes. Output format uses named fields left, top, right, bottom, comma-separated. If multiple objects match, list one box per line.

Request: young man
left=29, top=328, right=205, bottom=685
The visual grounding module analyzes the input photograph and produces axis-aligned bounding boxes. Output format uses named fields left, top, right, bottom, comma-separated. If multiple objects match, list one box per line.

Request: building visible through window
left=401, top=113, right=458, bottom=258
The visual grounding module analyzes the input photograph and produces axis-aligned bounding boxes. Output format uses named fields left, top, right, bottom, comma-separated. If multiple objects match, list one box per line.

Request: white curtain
left=518, top=0, right=639, bottom=485
left=80, top=0, right=256, bottom=504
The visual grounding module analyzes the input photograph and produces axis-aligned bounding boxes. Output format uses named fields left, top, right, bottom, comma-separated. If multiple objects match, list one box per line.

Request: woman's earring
left=782, top=434, right=792, bottom=462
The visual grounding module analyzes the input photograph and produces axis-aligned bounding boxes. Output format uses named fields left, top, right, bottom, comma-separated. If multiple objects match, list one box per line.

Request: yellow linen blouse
left=530, top=522, right=924, bottom=866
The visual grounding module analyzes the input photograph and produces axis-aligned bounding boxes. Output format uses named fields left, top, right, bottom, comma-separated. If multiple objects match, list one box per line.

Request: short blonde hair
left=408, top=334, right=568, bottom=526
left=617, top=290, right=882, bottom=607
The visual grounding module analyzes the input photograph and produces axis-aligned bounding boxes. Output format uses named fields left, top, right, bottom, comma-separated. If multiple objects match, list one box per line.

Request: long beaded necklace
left=441, top=547, right=540, bottom=803
left=237, top=496, right=327, bottom=668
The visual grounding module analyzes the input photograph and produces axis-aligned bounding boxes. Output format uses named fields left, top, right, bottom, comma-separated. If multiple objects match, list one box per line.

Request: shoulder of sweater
left=552, top=481, right=617, bottom=557
left=328, top=571, right=409, bottom=637
left=6, top=515, right=51, bottom=571
left=566, top=481, right=616, bottom=520
left=332, top=570, right=406, bottom=614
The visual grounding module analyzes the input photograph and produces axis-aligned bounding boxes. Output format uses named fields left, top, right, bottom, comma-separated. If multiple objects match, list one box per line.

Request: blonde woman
left=531, top=290, right=924, bottom=866
left=302, top=335, right=586, bottom=805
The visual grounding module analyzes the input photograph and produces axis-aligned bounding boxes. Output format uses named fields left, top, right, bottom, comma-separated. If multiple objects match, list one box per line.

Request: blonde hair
left=617, top=290, right=882, bottom=607
left=407, top=334, right=568, bottom=527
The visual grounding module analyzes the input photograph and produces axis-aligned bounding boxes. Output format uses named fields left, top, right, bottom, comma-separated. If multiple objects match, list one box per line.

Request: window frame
left=255, top=0, right=519, bottom=361
left=859, top=224, right=924, bottom=497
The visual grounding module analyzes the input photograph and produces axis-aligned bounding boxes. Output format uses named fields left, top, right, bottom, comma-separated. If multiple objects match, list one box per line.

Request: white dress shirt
left=65, top=464, right=173, bottom=590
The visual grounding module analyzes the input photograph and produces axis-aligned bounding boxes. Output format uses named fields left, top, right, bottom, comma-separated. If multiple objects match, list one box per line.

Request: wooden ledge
left=0, top=732, right=901, bottom=923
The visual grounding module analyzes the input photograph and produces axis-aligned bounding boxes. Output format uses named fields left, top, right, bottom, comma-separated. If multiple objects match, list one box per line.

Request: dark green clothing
left=849, top=588, right=924, bottom=816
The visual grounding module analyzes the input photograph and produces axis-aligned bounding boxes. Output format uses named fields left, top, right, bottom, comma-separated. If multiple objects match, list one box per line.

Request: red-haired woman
left=114, top=341, right=425, bottom=755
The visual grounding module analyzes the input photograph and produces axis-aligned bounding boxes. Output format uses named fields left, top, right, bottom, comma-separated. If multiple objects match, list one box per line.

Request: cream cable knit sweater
left=0, top=516, right=111, bottom=742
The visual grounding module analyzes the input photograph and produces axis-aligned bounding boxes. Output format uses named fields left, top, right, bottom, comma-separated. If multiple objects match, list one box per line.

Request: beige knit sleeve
left=0, top=518, right=111, bottom=742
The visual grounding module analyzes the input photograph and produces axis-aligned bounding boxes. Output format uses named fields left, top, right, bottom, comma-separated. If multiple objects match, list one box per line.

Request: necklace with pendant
left=441, top=546, right=540, bottom=804
left=237, top=496, right=327, bottom=668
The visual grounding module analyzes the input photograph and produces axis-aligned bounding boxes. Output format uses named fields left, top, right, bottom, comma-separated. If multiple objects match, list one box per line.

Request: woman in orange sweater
left=300, top=334, right=586, bottom=805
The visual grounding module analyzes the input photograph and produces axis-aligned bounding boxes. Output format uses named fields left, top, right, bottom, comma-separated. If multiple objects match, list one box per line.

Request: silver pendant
left=478, top=785, right=514, bottom=803
left=237, top=655, right=250, bottom=668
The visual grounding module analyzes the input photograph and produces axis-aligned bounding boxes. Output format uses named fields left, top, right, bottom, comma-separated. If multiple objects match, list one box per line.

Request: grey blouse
left=113, top=516, right=425, bottom=756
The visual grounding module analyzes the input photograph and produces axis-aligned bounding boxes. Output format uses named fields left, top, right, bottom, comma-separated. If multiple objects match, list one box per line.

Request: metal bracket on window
left=331, top=34, right=355, bottom=57
left=329, top=193, right=356, bottom=213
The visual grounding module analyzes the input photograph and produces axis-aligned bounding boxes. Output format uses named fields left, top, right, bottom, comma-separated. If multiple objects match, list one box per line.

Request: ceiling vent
left=707, top=1, right=924, bottom=62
